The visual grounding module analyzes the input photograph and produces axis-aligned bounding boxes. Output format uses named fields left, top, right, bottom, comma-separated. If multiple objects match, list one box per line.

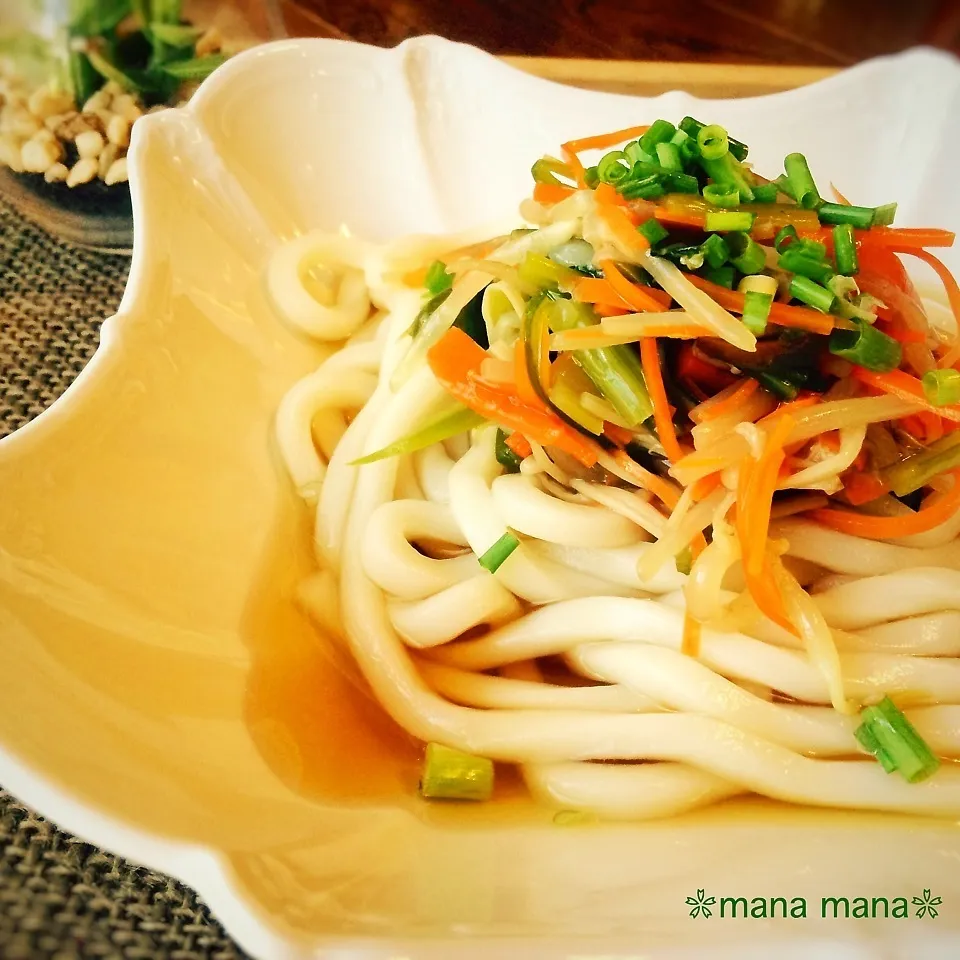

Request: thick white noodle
left=274, top=233, right=960, bottom=822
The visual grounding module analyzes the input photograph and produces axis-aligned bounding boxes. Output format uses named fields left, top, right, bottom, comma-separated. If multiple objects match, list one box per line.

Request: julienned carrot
left=681, top=611, right=702, bottom=657
left=602, top=421, right=635, bottom=446
left=861, top=227, right=956, bottom=250
left=653, top=207, right=706, bottom=229
left=505, top=432, right=533, bottom=459
left=429, top=328, right=598, bottom=467
left=851, top=366, right=960, bottom=423
left=902, top=249, right=960, bottom=344
left=695, top=378, right=759, bottom=423
left=596, top=203, right=650, bottom=258
left=690, top=472, right=723, bottom=501
left=830, top=183, right=851, bottom=205
left=562, top=124, right=650, bottom=157
left=744, top=414, right=795, bottom=578
left=573, top=277, right=671, bottom=310
left=842, top=472, right=888, bottom=506
left=600, top=259, right=669, bottom=313
left=686, top=274, right=835, bottom=336
left=812, top=470, right=960, bottom=538
left=594, top=182, right=629, bottom=207
left=640, top=338, right=684, bottom=463
left=533, top=182, right=576, bottom=205
left=611, top=449, right=681, bottom=508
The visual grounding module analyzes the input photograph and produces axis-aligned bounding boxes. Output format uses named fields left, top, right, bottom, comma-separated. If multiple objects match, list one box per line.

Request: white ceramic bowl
left=2, top=36, right=960, bottom=960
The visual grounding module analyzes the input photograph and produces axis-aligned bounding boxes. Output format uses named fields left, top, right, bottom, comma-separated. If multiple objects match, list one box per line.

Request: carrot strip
left=851, top=366, right=960, bottom=423
left=602, top=422, right=635, bottom=446
left=640, top=337, right=684, bottom=463
left=690, top=472, right=723, bottom=501
left=686, top=274, right=835, bottom=336
left=573, top=277, right=634, bottom=311
left=594, top=181, right=629, bottom=207
left=842, top=472, right=889, bottom=506
left=611, top=449, right=681, bottom=508
left=696, top=378, right=759, bottom=423
left=653, top=207, right=706, bottom=230
left=860, top=227, right=956, bottom=250
left=505, top=432, right=532, bottom=459
left=429, top=328, right=598, bottom=466
left=811, top=471, right=960, bottom=539
left=562, top=124, right=650, bottom=156
left=597, top=204, right=649, bottom=257
left=600, top=259, right=669, bottom=313
left=533, top=182, right=576, bottom=205
left=830, top=183, right=851, bottom=205
left=901, top=249, right=960, bottom=346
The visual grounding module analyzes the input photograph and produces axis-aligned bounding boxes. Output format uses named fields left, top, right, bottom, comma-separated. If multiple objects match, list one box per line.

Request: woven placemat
left=0, top=199, right=247, bottom=960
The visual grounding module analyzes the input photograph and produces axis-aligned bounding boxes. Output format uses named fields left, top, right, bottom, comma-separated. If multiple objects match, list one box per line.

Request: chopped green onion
left=495, top=428, right=524, bottom=472
left=85, top=47, right=143, bottom=92
left=783, top=152, right=822, bottom=209
left=479, top=531, right=520, bottom=573
left=774, top=224, right=798, bottom=253
left=854, top=696, right=940, bottom=783
left=420, top=743, right=495, bottom=800
left=150, top=22, right=204, bottom=46
left=638, top=218, right=670, bottom=246
left=833, top=223, right=859, bottom=276
left=779, top=249, right=835, bottom=285
left=531, top=156, right=573, bottom=186
left=828, top=274, right=859, bottom=299
left=619, top=176, right=665, bottom=200
left=700, top=153, right=755, bottom=202
left=639, top=119, right=676, bottom=154
left=700, top=233, right=730, bottom=269
left=623, top=140, right=652, bottom=165
left=674, top=546, right=693, bottom=576
left=790, top=275, right=836, bottom=313
left=757, top=372, right=799, bottom=400
left=726, top=232, right=766, bottom=274
left=872, top=202, right=898, bottom=226
left=697, top=123, right=729, bottom=161
left=817, top=202, right=874, bottom=229
left=922, top=368, right=960, bottom=407
left=583, top=165, right=600, bottom=189
left=829, top=319, right=901, bottom=371
left=700, top=264, right=735, bottom=288
left=679, top=117, right=748, bottom=161
left=655, top=141, right=682, bottom=172
left=659, top=243, right=704, bottom=270
left=546, top=297, right=653, bottom=425
left=704, top=210, right=755, bottom=233
left=597, top=150, right=631, bottom=185
left=772, top=174, right=798, bottom=202
left=742, top=290, right=773, bottom=335
left=882, top=432, right=960, bottom=496
left=702, top=183, right=739, bottom=208
left=665, top=171, right=700, bottom=194
left=553, top=809, right=598, bottom=826
left=518, top=252, right=576, bottom=290
left=424, top=259, right=454, bottom=296
left=351, top=407, right=485, bottom=464
left=751, top=183, right=779, bottom=203
left=793, top=238, right=828, bottom=259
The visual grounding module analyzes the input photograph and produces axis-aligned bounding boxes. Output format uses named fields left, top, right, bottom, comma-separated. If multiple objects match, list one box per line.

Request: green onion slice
left=697, top=123, right=729, bottom=161
left=742, top=290, right=773, bottom=336
left=704, top=210, right=755, bottom=233
left=639, top=119, right=677, bottom=154
left=726, top=232, right=766, bottom=274
left=854, top=696, right=940, bottom=784
left=872, top=202, right=898, bottom=226
left=597, top=150, right=631, bottom=185
left=351, top=407, right=485, bottom=465
left=638, top=218, right=670, bottom=246
left=779, top=249, right=835, bottom=285
left=881, top=432, right=960, bottom=497
left=818, top=201, right=874, bottom=229
left=700, top=233, right=730, bottom=269
left=702, top=183, right=739, bottom=208
left=679, top=117, right=748, bottom=161
left=790, top=275, right=836, bottom=314
left=420, top=743, right=495, bottom=800
left=829, top=319, right=902, bottom=372
left=424, top=259, right=454, bottom=296
left=774, top=224, right=798, bottom=253
left=922, top=368, right=960, bottom=407
left=655, top=141, right=682, bottom=172
left=833, top=223, right=859, bottom=277
left=479, top=531, right=520, bottom=573
left=784, top=152, right=822, bottom=209
left=751, top=183, right=779, bottom=203
left=495, top=428, right=524, bottom=472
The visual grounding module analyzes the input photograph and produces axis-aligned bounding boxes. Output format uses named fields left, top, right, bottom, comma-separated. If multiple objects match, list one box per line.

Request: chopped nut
left=98, top=143, right=119, bottom=179
left=2, top=109, right=42, bottom=139
left=82, top=90, right=110, bottom=114
left=45, top=111, right=75, bottom=131
left=66, top=157, right=98, bottom=187
left=106, top=113, right=130, bottom=148
left=103, top=156, right=128, bottom=186
left=44, top=162, right=68, bottom=183
left=195, top=27, right=223, bottom=58
left=0, top=134, right=24, bottom=172
left=21, top=131, right=64, bottom=173
left=75, top=129, right=105, bottom=159
left=53, top=111, right=104, bottom=139
left=27, top=84, right=74, bottom=120
left=102, top=81, right=124, bottom=99
left=111, top=94, right=142, bottom=123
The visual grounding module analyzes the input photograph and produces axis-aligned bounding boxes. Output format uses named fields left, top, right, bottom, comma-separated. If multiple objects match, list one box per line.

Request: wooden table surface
left=281, top=0, right=960, bottom=70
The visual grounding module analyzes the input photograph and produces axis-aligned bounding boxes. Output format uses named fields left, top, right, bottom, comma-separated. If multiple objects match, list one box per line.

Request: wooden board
left=500, top=57, right=838, bottom=99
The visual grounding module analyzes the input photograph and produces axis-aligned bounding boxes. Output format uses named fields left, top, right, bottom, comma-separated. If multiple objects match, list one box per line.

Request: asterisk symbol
left=686, top=888, right=716, bottom=918
left=913, top=889, right=942, bottom=919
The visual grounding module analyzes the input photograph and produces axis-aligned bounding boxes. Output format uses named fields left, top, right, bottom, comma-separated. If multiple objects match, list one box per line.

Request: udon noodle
left=270, top=118, right=960, bottom=820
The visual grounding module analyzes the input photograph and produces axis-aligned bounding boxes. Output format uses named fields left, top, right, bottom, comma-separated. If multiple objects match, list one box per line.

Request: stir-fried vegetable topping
left=373, top=117, right=960, bottom=779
